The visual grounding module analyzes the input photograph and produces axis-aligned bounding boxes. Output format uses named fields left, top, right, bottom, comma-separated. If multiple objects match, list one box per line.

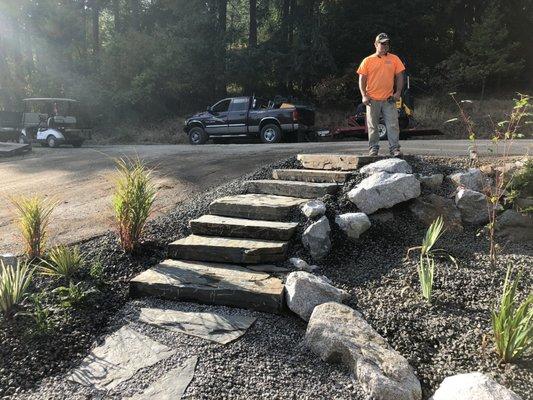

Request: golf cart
left=19, top=98, right=92, bottom=148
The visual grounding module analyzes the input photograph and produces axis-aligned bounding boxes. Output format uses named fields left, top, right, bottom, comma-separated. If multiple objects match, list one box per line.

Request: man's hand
left=393, top=91, right=401, bottom=101
left=362, top=95, right=371, bottom=106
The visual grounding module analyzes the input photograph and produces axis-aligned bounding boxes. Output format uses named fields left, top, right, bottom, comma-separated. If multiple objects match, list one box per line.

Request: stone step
left=130, top=259, right=284, bottom=313
left=168, top=234, right=288, bottom=264
left=246, top=179, right=339, bottom=199
left=210, top=194, right=307, bottom=221
left=297, top=154, right=384, bottom=171
left=273, top=169, right=353, bottom=183
left=190, top=214, right=298, bottom=241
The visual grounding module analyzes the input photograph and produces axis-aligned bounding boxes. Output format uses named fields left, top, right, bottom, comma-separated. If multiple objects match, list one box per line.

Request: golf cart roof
left=23, top=98, right=78, bottom=102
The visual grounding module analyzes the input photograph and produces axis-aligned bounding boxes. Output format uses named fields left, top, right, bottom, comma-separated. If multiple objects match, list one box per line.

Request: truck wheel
left=47, top=135, right=58, bottom=148
left=260, top=124, right=282, bottom=143
left=189, top=127, right=208, bottom=145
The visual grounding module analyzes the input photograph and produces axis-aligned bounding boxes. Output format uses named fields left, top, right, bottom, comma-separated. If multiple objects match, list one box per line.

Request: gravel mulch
left=2, top=155, right=531, bottom=400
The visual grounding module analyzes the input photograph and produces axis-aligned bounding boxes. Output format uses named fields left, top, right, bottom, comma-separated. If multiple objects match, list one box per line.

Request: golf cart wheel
left=378, top=123, right=388, bottom=140
left=72, top=140, right=84, bottom=148
left=260, top=124, right=282, bottom=143
left=188, top=127, right=208, bottom=145
left=47, top=135, right=58, bottom=148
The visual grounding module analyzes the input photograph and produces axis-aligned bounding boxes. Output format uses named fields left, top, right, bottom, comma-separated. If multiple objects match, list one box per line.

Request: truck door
left=227, top=98, right=249, bottom=134
left=205, top=99, right=230, bottom=135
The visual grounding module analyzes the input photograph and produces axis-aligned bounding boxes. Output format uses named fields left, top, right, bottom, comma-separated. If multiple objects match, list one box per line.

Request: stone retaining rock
left=302, top=216, right=331, bottom=260
left=418, top=174, right=444, bottom=189
left=429, top=372, right=522, bottom=400
left=284, top=273, right=348, bottom=321
left=348, top=172, right=421, bottom=214
left=496, top=209, right=533, bottom=242
left=288, top=257, right=319, bottom=272
left=306, top=302, right=422, bottom=400
left=454, top=188, right=490, bottom=225
left=301, top=200, right=326, bottom=219
left=448, top=169, right=488, bottom=192
left=410, top=194, right=463, bottom=231
left=335, top=213, right=371, bottom=239
left=360, top=158, right=412, bottom=175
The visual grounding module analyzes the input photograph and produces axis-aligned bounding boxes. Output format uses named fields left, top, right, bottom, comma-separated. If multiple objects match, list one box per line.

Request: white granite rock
left=360, top=158, right=413, bottom=175
left=284, top=272, right=348, bottom=321
left=419, top=174, right=444, bottom=189
left=301, top=200, right=327, bottom=219
left=429, top=372, right=522, bottom=400
left=302, top=216, right=331, bottom=260
left=454, top=188, right=490, bottom=225
left=348, top=172, right=421, bottom=214
left=288, top=257, right=319, bottom=272
left=448, top=169, right=488, bottom=192
left=335, top=213, right=371, bottom=239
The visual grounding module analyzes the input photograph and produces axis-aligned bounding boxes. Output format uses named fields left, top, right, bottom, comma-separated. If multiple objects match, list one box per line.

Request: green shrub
left=491, top=265, right=532, bottom=362
left=11, top=195, right=56, bottom=259
left=40, top=245, right=84, bottom=280
left=112, top=157, right=157, bottom=253
left=25, top=292, right=53, bottom=334
left=0, top=260, right=34, bottom=320
left=53, top=281, right=95, bottom=308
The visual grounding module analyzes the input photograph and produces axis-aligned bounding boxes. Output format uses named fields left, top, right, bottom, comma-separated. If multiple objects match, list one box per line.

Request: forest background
left=0, top=0, right=531, bottom=140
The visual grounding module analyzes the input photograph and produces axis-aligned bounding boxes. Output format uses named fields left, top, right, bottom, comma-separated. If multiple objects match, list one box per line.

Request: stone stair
left=130, top=153, right=366, bottom=313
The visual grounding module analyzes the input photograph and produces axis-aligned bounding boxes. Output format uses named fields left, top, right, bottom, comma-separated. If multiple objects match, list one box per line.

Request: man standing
left=357, top=33, right=405, bottom=156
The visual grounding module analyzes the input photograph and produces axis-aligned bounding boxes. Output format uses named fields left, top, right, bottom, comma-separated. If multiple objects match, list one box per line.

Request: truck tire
left=188, top=127, right=208, bottom=145
left=47, top=135, right=58, bottom=148
left=260, top=124, right=282, bottom=144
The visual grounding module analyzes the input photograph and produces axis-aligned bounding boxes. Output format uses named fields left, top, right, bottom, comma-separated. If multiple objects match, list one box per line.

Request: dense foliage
left=0, top=0, right=531, bottom=123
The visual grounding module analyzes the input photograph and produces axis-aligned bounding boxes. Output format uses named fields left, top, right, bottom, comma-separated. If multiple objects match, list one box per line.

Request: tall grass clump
left=0, top=260, right=33, bottom=320
left=112, top=157, right=157, bottom=253
left=11, top=195, right=56, bottom=259
left=40, top=245, right=84, bottom=280
left=491, top=266, right=532, bottom=362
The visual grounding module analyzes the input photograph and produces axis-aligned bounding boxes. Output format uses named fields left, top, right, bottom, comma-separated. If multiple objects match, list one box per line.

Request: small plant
left=89, top=258, right=104, bottom=281
left=40, top=245, right=84, bottom=280
left=0, top=260, right=34, bottom=320
left=53, top=281, right=95, bottom=308
left=11, top=195, right=56, bottom=259
left=418, top=254, right=435, bottom=303
left=491, top=265, right=532, bottom=362
left=24, top=292, right=54, bottom=334
left=111, top=157, right=157, bottom=253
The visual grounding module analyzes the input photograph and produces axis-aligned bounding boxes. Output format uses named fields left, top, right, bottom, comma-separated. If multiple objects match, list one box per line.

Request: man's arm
left=359, top=74, right=371, bottom=105
left=393, top=72, right=404, bottom=100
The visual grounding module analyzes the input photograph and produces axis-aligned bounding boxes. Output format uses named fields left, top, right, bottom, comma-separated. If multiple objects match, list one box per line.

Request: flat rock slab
left=127, top=356, right=197, bottom=400
left=68, top=326, right=176, bottom=391
left=273, top=169, right=353, bottom=183
left=130, top=259, right=285, bottom=313
left=168, top=234, right=288, bottom=264
left=137, top=307, right=256, bottom=344
left=246, top=179, right=339, bottom=199
left=210, top=194, right=307, bottom=221
left=190, top=214, right=298, bottom=241
left=297, top=154, right=384, bottom=170
left=0, top=142, right=31, bottom=157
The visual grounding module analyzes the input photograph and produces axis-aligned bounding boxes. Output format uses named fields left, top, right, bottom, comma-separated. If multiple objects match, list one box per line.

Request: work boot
left=391, top=149, right=403, bottom=157
left=369, top=148, right=379, bottom=156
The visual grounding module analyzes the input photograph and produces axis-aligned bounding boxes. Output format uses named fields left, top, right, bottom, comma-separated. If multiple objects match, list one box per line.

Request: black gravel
left=2, top=155, right=531, bottom=400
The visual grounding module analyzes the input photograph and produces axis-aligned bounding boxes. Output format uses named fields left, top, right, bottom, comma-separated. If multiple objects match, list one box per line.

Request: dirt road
left=1, top=140, right=531, bottom=254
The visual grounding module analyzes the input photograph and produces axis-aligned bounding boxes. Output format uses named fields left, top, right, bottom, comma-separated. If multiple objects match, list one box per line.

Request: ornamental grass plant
left=11, top=195, right=56, bottom=259
left=111, top=157, right=157, bottom=253
left=0, top=260, right=33, bottom=320
left=491, top=266, right=532, bottom=362
left=40, top=245, right=84, bottom=281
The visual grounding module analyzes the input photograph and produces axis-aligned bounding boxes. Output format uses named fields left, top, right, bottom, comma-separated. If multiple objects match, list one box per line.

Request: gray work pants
left=366, top=100, right=400, bottom=152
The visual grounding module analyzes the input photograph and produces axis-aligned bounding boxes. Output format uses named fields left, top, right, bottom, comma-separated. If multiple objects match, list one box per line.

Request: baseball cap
left=375, top=33, right=390, bottom=43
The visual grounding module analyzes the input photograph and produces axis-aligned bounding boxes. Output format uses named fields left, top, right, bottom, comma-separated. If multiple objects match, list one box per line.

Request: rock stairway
left=130, top=153, right=365, bottom=313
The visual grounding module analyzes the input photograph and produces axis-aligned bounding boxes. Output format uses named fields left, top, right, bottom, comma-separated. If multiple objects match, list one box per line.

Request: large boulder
left=306, top=302, right=422, bottom=400
left=429, top=372, right=522, bottom=400
left=418, top=174, right=444, bottom=190
left=302, top=216, right=331, bottom=260
left=348, top=172, right=421, bottom=214
left=360, top=158, right=413, bottom=175
left=301, top=199, right=326, bottom=219
left=284, top=272, right=347, bottom=321
left=448, top=169, right=488, bottom=192
left=496, top=209, right=533, bottom=243
left=454, top=188, right=490, bottom=225
left=335, top=213, right=371, bottom=239
left=410, top=194, right=463, bottom=231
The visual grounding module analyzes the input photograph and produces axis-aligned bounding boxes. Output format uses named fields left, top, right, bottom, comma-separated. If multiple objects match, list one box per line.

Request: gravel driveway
left=1, top=140, right=531, bottom=255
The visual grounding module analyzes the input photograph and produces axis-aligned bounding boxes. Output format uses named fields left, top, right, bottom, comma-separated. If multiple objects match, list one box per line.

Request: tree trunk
left=130, top=0, right=141, bottom=31
left=249, top=0, right=257, bottom=48
left=112, top=0, right=121, bottom=33
left=92, top=1, right=100, bottom=57
left=216, top=0, right=228, bottom=97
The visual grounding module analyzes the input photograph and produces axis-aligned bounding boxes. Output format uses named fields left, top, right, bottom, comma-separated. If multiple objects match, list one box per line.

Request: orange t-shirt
left=356, top=53, right=405, bottom=100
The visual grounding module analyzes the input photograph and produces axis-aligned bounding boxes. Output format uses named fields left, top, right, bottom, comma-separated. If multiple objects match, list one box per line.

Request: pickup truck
left=184, top=96, right=315, bottom=144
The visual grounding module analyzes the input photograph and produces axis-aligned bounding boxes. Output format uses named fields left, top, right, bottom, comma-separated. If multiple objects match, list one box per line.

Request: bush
left=491, top=265, right=532, bottom=362
left=0, top=260, right=34, bottom=320
left=112, top=157, right=157, bottom=253
left=11, top=195, right=56, bottom=259
left=40, top=245, right=84, bottom=281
